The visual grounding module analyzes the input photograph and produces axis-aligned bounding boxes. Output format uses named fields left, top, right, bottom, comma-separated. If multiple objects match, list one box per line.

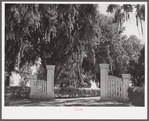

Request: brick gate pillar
left=46, top=65, right=55, bottom=99
left=122, top=74, right=131, bottom=101
left=99, top=64, right=109, bottom=100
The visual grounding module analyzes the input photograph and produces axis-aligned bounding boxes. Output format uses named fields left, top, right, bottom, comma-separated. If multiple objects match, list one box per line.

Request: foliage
left=128, top=46, right=144, bottom=86
left=76, top=12, right=144, bottom=86
left=54, top=87, right=100, bottom=98
left=92, top=14, right=126, bottom=77
left=5, top=4, right=98, bottom=66
left=5, top=4, right=98, bottom=86
left=128, top=86, right=144, bottom=106
left=5, top=4, right=144, bottom=88
left=100, top=10, right=144, bottom=86
left=92, top=13, right=144, bottom=84
left=5, top=62, right=34, bottom=86
left=135, top=4, right=145, bottom=33
left=54, top=59, right=87, bottom=88
left=107, top=4, right=133, bottom=25
left=5, top=86, right=30, bottom=100
left=37, top=64, right=47, bottom=81
left=107, top=4, right=145, bottom=33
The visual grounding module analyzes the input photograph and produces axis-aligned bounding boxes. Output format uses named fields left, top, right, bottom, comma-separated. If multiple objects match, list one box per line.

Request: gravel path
left=5, top=97, right=134, bottom=107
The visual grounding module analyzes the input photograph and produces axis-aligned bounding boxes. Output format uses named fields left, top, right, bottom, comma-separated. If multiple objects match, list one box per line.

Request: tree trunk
left=76, top=51, right=83, bottom=87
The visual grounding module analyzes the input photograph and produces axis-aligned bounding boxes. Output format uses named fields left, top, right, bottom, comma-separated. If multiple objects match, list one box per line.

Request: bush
left=5, top=86, right=30, bottom=99
left=128, top=86, right=144, bottom=106
left=55, top=87, right=100, bottom=98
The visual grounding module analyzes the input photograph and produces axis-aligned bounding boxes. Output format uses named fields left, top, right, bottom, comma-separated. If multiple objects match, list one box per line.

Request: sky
left=98, top=4, right=145, bottom=44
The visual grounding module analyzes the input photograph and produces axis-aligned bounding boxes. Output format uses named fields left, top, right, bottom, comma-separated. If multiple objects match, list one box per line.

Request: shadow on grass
left=64, top=104, right=129, bottom=106
left=5, top=97, right=132, bottom=107
left=5, top=98, right=54, bottom=106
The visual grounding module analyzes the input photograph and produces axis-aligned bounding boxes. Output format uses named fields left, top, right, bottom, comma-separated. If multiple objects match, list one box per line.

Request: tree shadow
left=5, top=97, right=132, bottom=107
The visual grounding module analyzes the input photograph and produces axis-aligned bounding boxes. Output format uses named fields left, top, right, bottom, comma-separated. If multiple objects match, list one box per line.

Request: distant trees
left=106, top=4, right=145, bottom=86
left=81, top=13, right=144, bottom=86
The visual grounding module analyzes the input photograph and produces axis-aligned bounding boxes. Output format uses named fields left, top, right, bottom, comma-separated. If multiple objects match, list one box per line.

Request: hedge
left=128, top=86, right=144, bottom=106
left=5, top=86, right=30, bottom=100
left=54, top=86, right=100, bottom=98
left=5, top=86, right=100, bottom=100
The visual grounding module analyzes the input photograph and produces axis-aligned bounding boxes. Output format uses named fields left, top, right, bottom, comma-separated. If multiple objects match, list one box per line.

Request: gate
left=29, top=79, right=48, bottom=99
left=28, top=65, right=55, bottom=99
left=107, top=76, right=123, bottom=101
left=99, top=64, right=130, bottom=101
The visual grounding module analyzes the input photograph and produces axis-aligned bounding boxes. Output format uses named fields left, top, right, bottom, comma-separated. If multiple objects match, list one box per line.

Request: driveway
left=5, top=97, right=134, bottom=107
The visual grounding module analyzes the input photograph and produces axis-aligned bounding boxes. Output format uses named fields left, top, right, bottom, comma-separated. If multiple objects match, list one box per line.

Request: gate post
left=99, top=64, right=109, bottom=100
left=46, top=65, right=55, bottom=99
left=28, top=75, right=37, bottom=98
left=122, top=74, right=131, bottom=101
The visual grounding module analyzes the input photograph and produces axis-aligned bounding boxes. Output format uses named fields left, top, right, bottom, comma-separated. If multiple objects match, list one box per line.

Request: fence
left=99, top=64, right=130, bottom=101
left=107, top=76, right=123, bottom=100
left=29, top=78, right=48, bottom=99
left=28, top=65, right=55, bottom=99
left=28, top=64, right=130, bottom=101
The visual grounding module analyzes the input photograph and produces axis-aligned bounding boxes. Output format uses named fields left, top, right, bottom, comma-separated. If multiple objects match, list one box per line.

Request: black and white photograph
left=2, top=1, right=147, bottom=119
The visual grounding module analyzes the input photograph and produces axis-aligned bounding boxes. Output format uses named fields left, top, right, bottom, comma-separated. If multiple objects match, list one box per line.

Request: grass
left=5, top=97, right=134, bottom=107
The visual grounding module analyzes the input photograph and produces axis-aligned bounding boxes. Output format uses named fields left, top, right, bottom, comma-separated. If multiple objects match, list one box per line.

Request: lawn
left=5, top=97, right=134, bottom=107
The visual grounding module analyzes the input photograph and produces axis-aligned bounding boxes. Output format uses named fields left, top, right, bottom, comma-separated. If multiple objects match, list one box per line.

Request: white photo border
left=2, top=1, right=148, bottom=119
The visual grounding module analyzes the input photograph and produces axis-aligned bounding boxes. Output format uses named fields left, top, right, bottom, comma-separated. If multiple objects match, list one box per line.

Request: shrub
left=5, top=86, right=30, bottom=100
left=128, top=86, right=144, bottom=106
left=55, top=87, right=100, bottom=98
